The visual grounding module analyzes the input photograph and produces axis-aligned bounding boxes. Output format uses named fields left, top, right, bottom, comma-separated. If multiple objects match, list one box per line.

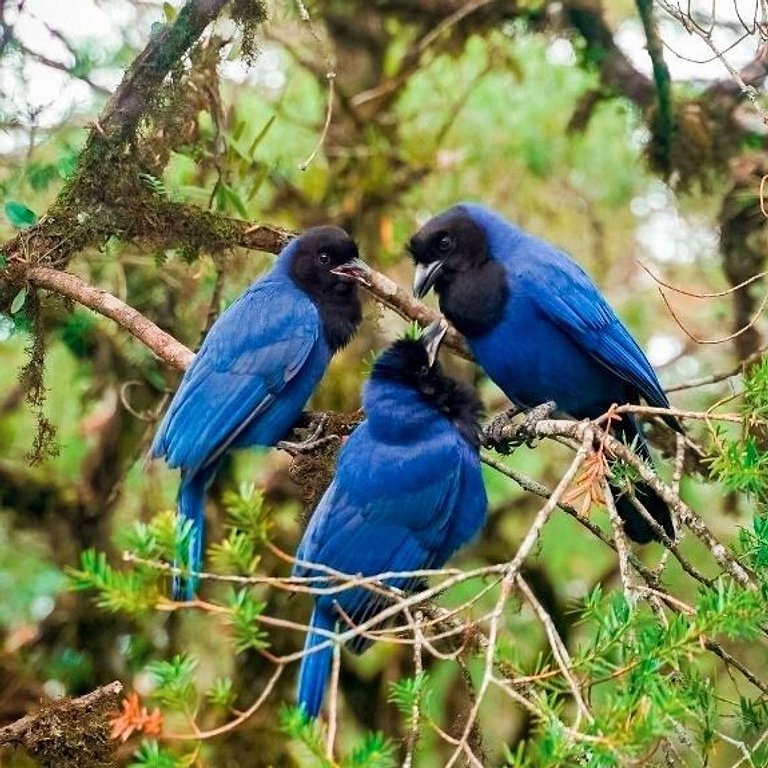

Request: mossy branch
left=95, top=0, right=231, bottom=142
left=4, top=189, right=466, bottom=365
left=0, top=680, right=123, bottom=766
left=21, top=218, right=470, bottom=370
left=635, top=0, right=675, bottom=172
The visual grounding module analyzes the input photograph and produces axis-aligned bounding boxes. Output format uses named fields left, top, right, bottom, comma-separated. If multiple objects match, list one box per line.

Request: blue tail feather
left=297, top=608, right=336, bottom=719
left=173, top=468, right=214, bottom=601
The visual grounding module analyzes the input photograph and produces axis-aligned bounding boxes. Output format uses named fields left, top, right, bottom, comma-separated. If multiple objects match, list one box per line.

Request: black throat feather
left=316, top=288, right=362, bottom=351
left=437, top=260, right=509, bottom=338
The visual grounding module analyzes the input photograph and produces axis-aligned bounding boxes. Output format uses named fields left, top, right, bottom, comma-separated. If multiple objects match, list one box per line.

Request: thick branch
left=28, top=267, right=193, bottom=371
left=0, top=680, right=123, bottom=749
left=350, top=268, right=471, bottom=359
left=564, top=0, right=654, bottom=110
left=636, top=0, right=675, bottom=170
left=97, top=0, right=231, bottom=140
left=11, top=204, right=470, bottom=369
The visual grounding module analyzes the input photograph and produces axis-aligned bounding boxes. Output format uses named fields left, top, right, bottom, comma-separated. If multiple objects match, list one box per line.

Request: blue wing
left=151, top=276, right=321, bottom=474
left=431, top=441, right=487, bottom=568
left=516, top=243, right=670, bottom=410
left=294, top=424, right=467, bottom=619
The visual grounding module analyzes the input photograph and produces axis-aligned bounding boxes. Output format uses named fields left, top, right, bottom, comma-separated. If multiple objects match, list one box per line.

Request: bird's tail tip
left=171, top=472, right=208, bottom=602
left=614, top=481, right=675, bottom=544
left=297, top=609, right=335, bottom=719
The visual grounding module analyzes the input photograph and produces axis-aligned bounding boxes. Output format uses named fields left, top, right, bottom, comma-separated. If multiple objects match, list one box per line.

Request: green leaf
left=226, top=588, right=269, bottom=652
left=4, top=201, right=38, bottom=228
left=206, top=677, right=235, bottom=708
left=248, top=115, right=276, bottom=155
left=129, top=739, right=182, bottom=768
left=146, top=653, right=198, bottom=709
left=56, top=152, right=78, bottom=179
left=220, top=183, right=249, bottom=219
left=162, top=2, right=177, bottom=21
left=0, top=314, right=14, bottom=341
left=10, top=287, right=27, bottom=314
left=341, top=732, right=397, bottom=768
left=388, top=672, right=429, bottom=716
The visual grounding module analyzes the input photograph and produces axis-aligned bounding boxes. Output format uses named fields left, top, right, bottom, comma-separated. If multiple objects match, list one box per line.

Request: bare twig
left=516, top=575, right=594, bottom=727
left=604, top=480, right=638, bottom=601
left=326, top=640, right=341, bottom=758
left=164, top=665, right=284, bottom=740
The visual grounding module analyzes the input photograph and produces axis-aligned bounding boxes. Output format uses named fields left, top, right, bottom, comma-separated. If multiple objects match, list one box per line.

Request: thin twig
left=516, top=575, right=595, bottom=728
left=326, top=640, right=341, bottom=758
left=163, top=665, right=284, bottom=740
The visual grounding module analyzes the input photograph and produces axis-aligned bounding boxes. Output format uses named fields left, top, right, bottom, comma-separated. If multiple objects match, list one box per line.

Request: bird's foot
left=277, top=434, right=341, bottom=457
left=483, top=401, right=557, bottom=452
left=278, top=414, right=341, bottom=457
left=515, top=400, right=557, bottom=446
left=482, top=406, right=523, bottom=453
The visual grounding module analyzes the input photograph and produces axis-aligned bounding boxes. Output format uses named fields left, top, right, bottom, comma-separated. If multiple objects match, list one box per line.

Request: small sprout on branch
left=205, top=677, right=236, bottom=710
left=146, top=654, right=198, bottom=711
left=226, top=588, right=270, bottom=653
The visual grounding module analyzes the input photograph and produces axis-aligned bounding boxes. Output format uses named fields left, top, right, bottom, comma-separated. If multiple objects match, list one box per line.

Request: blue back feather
left=459, top=202, right=671, bottom=418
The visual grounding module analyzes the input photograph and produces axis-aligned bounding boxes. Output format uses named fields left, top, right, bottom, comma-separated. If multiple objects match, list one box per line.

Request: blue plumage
left=294, top=324, right=487, bottom=718
left=151, top=227, right=363, bottom=599
left=410, top=203, right=680, bottom=543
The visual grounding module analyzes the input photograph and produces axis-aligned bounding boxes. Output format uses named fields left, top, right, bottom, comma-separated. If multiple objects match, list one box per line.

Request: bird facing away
left=294, top=320, right=488, bottom=719
left=151, top=226, right=365, bottom=599
left=409, top=203, right=680, bottom=544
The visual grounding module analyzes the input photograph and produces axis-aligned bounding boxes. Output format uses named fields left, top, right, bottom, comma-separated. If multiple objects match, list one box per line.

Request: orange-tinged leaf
left=562, top=452, right=608, bottom=516
left=110, top=691, right=164, bottom=742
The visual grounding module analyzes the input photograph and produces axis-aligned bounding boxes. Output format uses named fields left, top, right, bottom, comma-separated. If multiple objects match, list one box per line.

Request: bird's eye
left=438, top=234, right=454, bottom=252
left=419, top=365, right=429, bottom=377
left=317, top=250, right=330, bottom=265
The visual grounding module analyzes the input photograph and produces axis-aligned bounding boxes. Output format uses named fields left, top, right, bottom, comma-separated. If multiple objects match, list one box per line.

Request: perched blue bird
left=409, top=204, right=680, bottom=544
left=151, top=227, right=365, bottom=599
left=294, top=320, right=488, bottom=718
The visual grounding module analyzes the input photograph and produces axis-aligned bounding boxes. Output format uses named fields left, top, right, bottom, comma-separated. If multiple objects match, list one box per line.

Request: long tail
left=297, top=608, right=336, bottom=719
left=173, top=467, right=214, bottom=601
left=611, top=416, right=675, bottom=545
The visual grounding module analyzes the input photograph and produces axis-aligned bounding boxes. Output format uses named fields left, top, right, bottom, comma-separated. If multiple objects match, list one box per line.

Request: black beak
left=331, top=256, right=372, bottom=286
left=421, top=318, right=449, bottom=368
left=413, top=260, right=444, bottom=298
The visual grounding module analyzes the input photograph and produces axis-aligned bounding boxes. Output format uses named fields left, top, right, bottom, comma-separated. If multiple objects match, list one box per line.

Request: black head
left=372, top=320, right=484, bottom=449
left=409, top=206, right=490, bottom=298
left=408, top=206, right=508, bottom=338
left=287, top=226, right=365, bottom=351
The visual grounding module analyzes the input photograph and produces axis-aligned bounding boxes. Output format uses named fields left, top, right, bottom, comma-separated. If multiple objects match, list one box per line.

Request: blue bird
left=151, top=227, right=365, bottom=599
left=294, top=320, right=488, bottom=718
left=409, top=203, right=680, bottom=544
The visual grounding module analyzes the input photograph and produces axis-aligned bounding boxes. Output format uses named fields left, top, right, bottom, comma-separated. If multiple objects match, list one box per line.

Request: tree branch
left=9, top=206, right=469, bottom=369
left=27, top=267, right=194, bottom=371
left=636, top=0, right=675, bottom=171
left=0, top=680, right=123, bottom=752
left=97, top=0, right=232, bottom=141
left=349, top=266, right=471, bottom=359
